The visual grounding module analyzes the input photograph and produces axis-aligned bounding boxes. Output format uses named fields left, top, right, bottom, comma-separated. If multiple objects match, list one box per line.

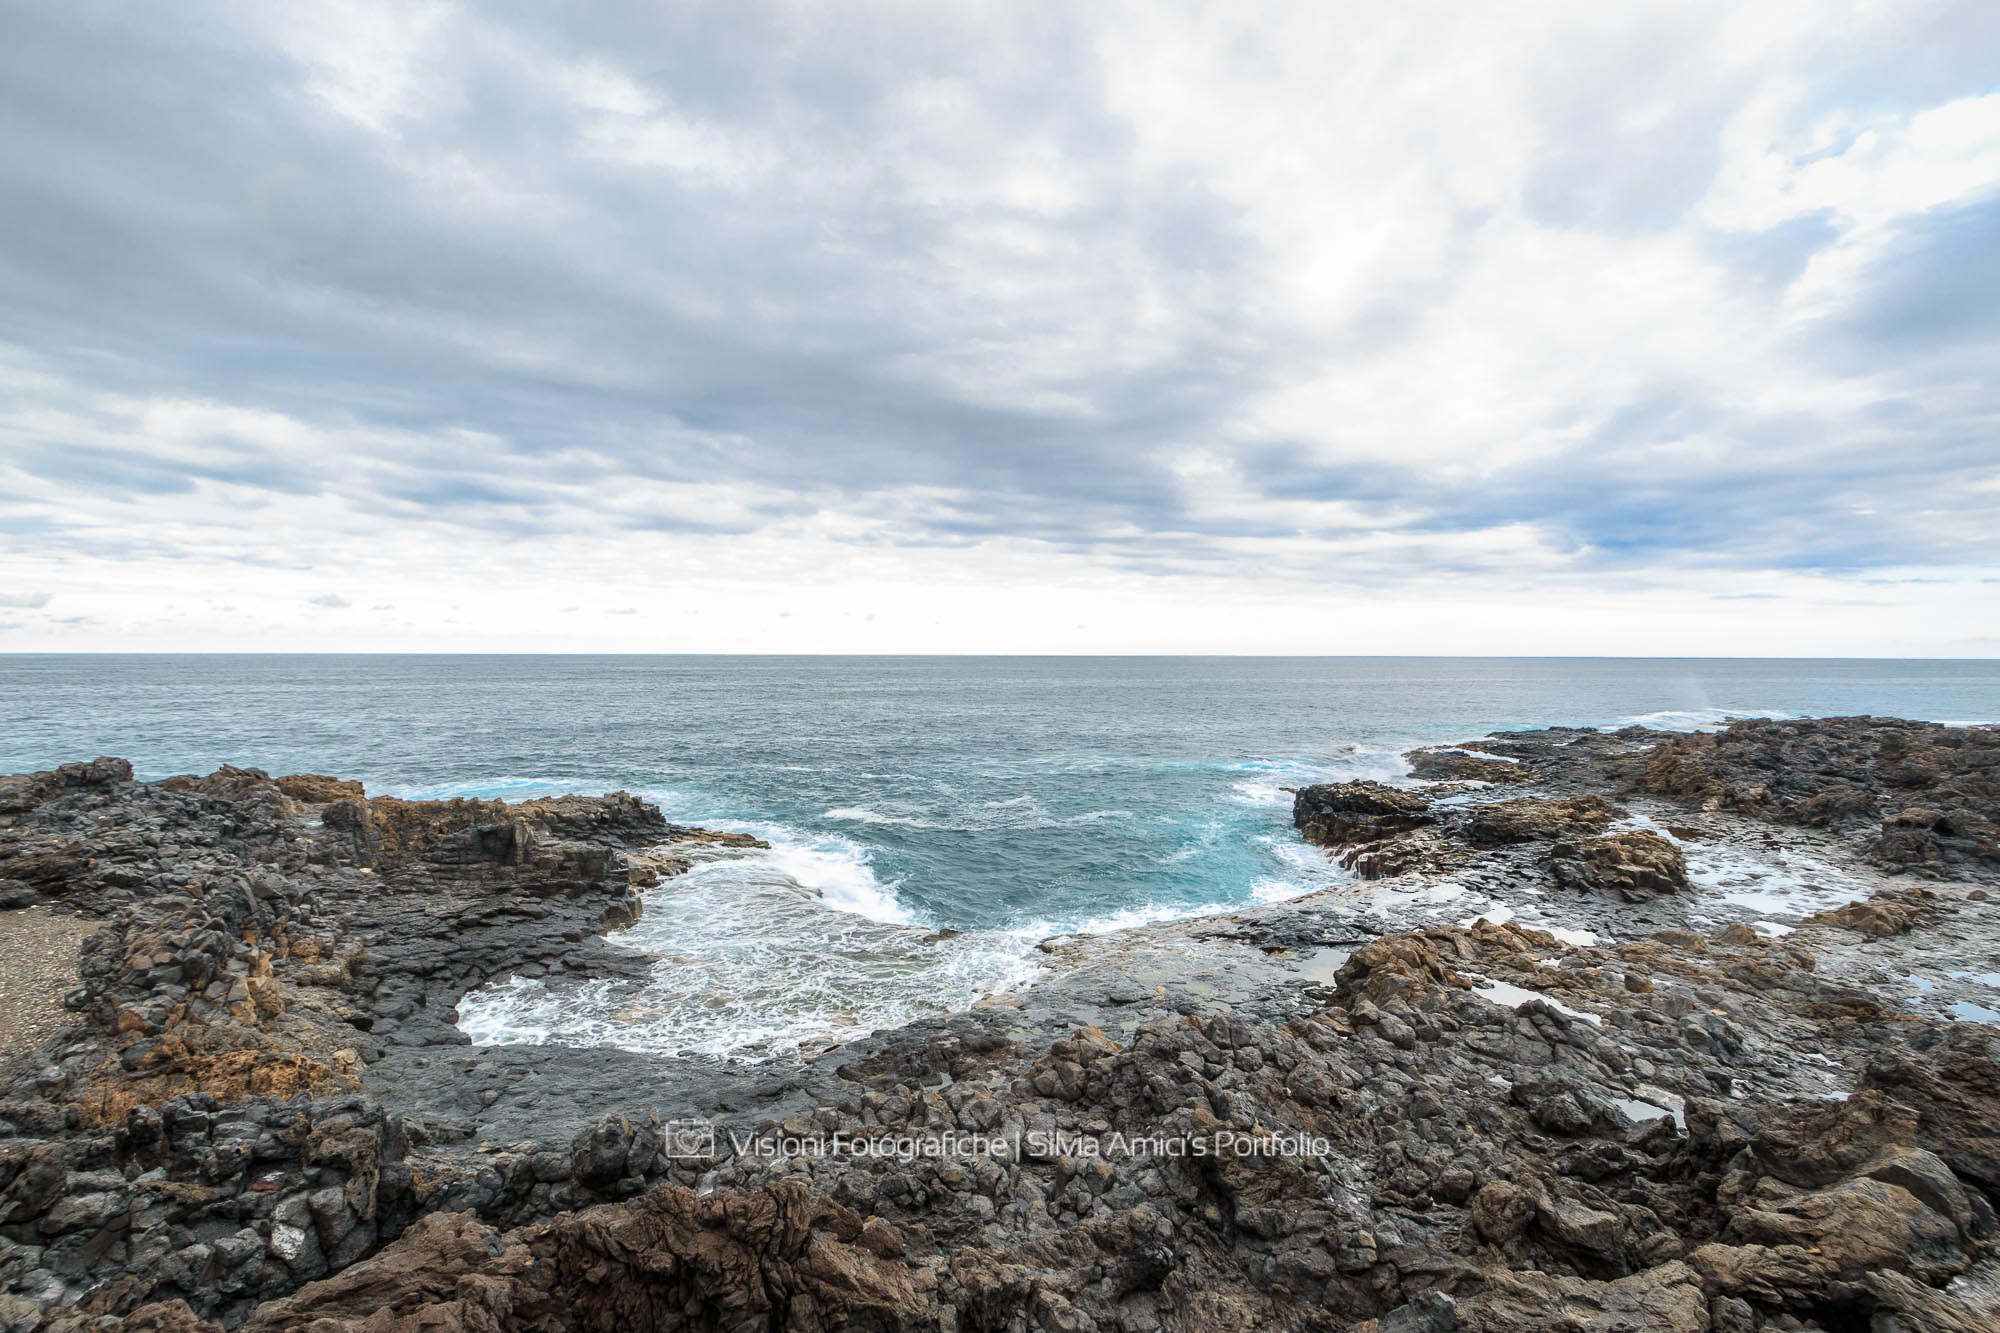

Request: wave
left=821, top=799, right=1129, bottom=832
left=1607, top=707, right=1800, bottom=732
left=1004, top=897, right=1242, bottom=940
left=760, top=838, right=912, bottom=925
left=1221, top=747, right=1412, bottom=807
left=456, top=846, right=1041, bottom=1060
left=374, top=774, right=615, bottom=801
left=822, top=806, right=930, bottom=828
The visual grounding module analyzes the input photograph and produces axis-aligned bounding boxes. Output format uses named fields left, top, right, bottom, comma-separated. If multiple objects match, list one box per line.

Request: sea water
left=3, top=655, right=1994, bottom=1058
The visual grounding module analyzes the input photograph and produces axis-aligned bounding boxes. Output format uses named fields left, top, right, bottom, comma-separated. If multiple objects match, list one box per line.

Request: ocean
left=4, top=654, right=1995, bottom=1059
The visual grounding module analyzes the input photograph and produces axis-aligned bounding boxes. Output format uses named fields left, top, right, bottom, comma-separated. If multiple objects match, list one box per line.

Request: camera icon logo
left=663, top=1118, right=715, bottom=1159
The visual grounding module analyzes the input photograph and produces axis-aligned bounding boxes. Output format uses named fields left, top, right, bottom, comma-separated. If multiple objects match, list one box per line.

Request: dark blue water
left=3, top=655, right=1995, bottom=934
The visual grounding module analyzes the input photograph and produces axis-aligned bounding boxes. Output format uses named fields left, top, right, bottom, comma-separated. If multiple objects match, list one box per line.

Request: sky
left=1, top=0, right=1997, bottom=656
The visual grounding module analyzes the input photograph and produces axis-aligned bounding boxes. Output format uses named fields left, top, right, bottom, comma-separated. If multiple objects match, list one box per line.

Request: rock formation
left=0, top=717, right=1996, bottom=1330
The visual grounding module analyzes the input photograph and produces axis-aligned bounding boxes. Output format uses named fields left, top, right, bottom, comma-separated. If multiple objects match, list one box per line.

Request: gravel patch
left=0, top=906, right=96, bottom=1062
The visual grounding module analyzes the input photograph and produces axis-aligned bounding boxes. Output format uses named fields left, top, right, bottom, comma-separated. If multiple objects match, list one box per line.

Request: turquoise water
left=4, top=655, right=1994, bottom=1057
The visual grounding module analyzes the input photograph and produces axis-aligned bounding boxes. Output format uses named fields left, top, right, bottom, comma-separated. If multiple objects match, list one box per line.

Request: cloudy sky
left=2, top=1, right=1996, bottom=654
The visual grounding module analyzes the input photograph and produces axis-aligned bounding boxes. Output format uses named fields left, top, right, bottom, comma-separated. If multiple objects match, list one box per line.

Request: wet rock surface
left=0, top=716, right=1997, bottom=1331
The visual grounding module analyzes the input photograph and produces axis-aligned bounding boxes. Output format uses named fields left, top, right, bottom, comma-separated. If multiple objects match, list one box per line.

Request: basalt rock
left=1462, top=795, right=1625, bottom=847
left=5, top=721, right=2000, bottom=1332
left=0, top=757, right=132, bottom=816
left=1293, top=782, right=1433, bottom=847
left=0, top=761, right=707, bottom=1326
left=1405, top=748, right=1536, bottom=786
left=1548, top=831, right=1690, bottom=901
left=1807, top=886, right=1945, bottom=938
left=1292, top=782, right=1438, bottom=877
left=1636, top=718, right=2000, bottom=877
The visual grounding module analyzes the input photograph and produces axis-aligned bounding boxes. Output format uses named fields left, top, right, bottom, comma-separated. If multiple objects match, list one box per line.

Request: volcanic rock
left=1549, top=830, right=1690, bottom=901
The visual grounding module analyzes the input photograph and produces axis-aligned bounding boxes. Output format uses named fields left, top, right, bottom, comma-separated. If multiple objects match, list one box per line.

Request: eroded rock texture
left=1, top=716, right=1997, bottom=1331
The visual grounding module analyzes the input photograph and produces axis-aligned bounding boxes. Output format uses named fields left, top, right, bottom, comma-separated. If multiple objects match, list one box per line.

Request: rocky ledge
left=0, top=716, right=1996, bottom=1331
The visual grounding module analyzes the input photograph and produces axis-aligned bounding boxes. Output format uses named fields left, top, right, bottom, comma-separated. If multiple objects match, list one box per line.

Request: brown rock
left=1459, top=1261, right=1709, bottom=1333
left=274, top=774, right=366, bottom=804
left=1406, top=748, right=1536, bottom=785
left=1727, top=1176, right=1966, bottom=1283
left=1464, top=795, right=1625, bottom=846
left=1548, top=831, right=1690, bottom=901
left=1807, top=887, right=1945, bottom=938
left=1468, top=1180, right=1537, bottom=1243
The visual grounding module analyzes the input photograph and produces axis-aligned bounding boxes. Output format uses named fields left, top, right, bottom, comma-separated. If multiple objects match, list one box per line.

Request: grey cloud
left=0, top=2, right=1995, bottom=589
left=308, top=594, right=350, bottom=608
left=1821, top=197, right=2000, bottom=358
left=0, top=592, right=51, bottom=608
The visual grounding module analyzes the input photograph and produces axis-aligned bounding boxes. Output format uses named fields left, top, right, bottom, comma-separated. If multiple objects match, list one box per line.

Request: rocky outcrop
left=1463, top=795, right=1625, bottom=847
left=1549, top=831, right=1690, bottom=901
left=1292, top=782, right=1437, bottom=878
left=1636, top=718, right=2000, bottom=877
left=1405, top=748, right=1536, bottom=786
left=37, top=886, right=2000, bottom=1333
left=0, top=758, right=132, bottom=817
left=0, top=762, right=723, bottom=1326
left=5, top=718, right=2000, bottom=1331
left=1807, top=886, right=1947, bottom=938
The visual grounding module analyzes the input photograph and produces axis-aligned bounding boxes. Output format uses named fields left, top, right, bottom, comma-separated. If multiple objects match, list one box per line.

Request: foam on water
left=823, top=799, right=1127, bottom=832
left=1614, top=810, right=1876, bottom=923
left=376, top=775, right=612, bottom=801
left=1608, top=707, right=1799, bottom=732
left=1221, top=746, right=1410, bottom=807
left=457, top=840, right=1041, bottom=1059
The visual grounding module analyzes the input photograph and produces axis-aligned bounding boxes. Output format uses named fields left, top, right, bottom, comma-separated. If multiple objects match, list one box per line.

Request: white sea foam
left=760, top=838, right=913, bottom=925
left=458, top=839, right=1040, bottom=1060
left=822, top=799, right=1127, bottom=832
left=822, top=806, right=928, bottom=827
left=376, top=775, right=613, bottom=801
left=1608, top=707, right=1799, bottom=732
left=1224, top=746, right=1411, bottom=807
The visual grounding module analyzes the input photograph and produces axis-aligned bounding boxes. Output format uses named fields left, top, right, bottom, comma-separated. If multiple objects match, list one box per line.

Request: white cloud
left=1, top=1, right=1994, bottom=653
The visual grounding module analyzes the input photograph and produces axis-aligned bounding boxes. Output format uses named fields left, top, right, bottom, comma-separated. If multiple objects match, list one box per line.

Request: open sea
left=3, top=655, right=1996, bottom=1059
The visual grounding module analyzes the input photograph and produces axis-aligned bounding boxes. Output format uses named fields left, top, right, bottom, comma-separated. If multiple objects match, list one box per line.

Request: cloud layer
left=1, top=0, right=1996, bottom=653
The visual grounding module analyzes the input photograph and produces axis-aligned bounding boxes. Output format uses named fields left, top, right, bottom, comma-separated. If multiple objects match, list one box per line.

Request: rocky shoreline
left=1, top=717, right=1997, bottom=1330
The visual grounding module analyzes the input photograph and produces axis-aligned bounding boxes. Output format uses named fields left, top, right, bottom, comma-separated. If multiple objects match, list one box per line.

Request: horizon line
left=2, top=651, right=1997, bottom=663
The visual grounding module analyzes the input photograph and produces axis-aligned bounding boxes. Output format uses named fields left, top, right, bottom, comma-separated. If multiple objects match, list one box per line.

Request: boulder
left=1463, top=796, right=1625, bottom=846
left=1548, top=831, right=1689, bottom=900
left=1293, top=782, right=1432, bottom=848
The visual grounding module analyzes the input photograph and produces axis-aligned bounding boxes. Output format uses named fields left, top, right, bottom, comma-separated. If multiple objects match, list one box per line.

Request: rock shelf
left=0, top=717, right=1995, bottom=1330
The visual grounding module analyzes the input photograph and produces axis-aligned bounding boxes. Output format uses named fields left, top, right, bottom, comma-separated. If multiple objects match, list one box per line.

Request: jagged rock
left=1549, top=831, right=1690, bottom=900
left=1808, top=886, right=1944, bottom=937
left=0, top=756, right=132, bottom=815
left=3, top=722, right=1999, bottom=1331
left=1457, top=1261, right=1708, bottom=1332
left=238, top=1183, right=926, bottom=1333
left=1293, top=782, right=1432, bottom=849
left=1637, top=718, right=2000, bottom=876
left=1406, top=748, right=1536, bottom=785
left=1469, top=1180, right=1537, bottom=1242
left=1463, top=796, right=1624, bottom=846
left=273, top=774, right=366, bottom=804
